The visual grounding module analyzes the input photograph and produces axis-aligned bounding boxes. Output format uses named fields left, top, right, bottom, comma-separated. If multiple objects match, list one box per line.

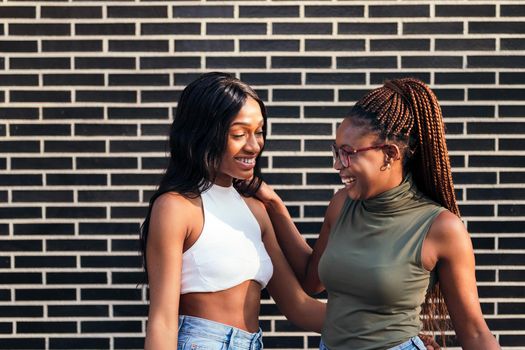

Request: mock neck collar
left=360, top=173, right=419, bottom=214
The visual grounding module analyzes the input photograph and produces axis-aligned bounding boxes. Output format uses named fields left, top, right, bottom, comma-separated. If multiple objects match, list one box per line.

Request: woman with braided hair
left=256, top=78, right=500, bottom=350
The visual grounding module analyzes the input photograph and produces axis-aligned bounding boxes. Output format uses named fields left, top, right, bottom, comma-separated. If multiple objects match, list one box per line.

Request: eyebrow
left=230, top=120, right=264, bottom=127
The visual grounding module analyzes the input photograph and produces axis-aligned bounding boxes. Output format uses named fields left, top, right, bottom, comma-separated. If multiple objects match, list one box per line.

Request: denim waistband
left=178, top=315, right=263, bottom=350
left=388, top=336, right=426, bottom=350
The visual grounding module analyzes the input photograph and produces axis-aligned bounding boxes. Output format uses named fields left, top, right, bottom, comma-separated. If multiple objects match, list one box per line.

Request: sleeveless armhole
left=181, top=195, right=205, bottom=256
left=415, top=207, right=448, bottom=272
left=329, top=195, right=353, bottom=238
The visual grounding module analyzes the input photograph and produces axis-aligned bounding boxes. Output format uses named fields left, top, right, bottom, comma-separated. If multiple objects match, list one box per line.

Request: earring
left=381, top=157, right=392, bottom=171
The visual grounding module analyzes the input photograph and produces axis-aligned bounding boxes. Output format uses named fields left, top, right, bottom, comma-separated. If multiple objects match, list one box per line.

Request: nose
left=333, top=157, right=343, bottom=170
left=245, top=133, right=262, bottom=154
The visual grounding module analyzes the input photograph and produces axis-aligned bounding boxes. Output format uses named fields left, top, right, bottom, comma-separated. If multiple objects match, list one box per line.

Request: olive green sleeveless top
left=318, top=174, right=445, bottom=350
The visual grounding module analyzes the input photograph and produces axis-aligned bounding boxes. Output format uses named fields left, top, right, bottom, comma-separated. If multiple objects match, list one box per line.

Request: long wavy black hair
left=140, top=72, right=267, bottom=281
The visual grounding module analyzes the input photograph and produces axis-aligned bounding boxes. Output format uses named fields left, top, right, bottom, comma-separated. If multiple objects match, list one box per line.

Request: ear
left=383, top=144, right=402, bottom=161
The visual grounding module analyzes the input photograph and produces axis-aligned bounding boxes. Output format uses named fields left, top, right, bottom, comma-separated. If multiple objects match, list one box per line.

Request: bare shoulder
left=149, top=191, right=201, bottom=240
left=427, top=210, right=472, bottom=260
left=243, top=195, right=270, bottom=223
left=325, top=188, right=348, bottom=224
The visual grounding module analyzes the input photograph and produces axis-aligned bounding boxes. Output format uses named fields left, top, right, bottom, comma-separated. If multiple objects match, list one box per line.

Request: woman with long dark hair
left=256, top=78, right=500, bottom=350
left=141, top=72, right=324, bottom=349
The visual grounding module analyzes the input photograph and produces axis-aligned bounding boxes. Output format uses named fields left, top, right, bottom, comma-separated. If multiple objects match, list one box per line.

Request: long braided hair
left=348, top=78, right=459, bottom=343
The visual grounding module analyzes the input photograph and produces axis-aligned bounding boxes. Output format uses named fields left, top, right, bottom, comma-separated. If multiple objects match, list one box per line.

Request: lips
left=235, top=156, right=256, bottom=169
left=340, top=176, right=356, bottom=187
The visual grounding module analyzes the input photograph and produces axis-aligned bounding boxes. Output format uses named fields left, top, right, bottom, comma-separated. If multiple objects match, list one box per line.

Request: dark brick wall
left=1, top=1, right=524, bottom=349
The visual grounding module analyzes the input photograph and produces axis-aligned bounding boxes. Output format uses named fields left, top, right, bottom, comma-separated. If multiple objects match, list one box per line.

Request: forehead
left=336, top=118, right=378, bottom=146
left=230, top=97, right=263, bottom=127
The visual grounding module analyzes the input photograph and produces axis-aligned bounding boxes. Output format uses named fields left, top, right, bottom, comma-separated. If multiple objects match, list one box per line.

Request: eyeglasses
left=331, top=143, right=387, bottom=168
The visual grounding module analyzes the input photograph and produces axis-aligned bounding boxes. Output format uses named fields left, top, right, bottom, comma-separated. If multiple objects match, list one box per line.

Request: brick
left=263, top=336, right=304, bottom=348
left=48, top=305, right=108, bottom=317
left=12, top=157, right=72, bottom=170
left=370, top=72, right=430, bottom=85
left=272, top=123, right=331, bottom=136
left=111, top=140, right=168, bottom=153
left=175, top=40, right=234, bottom=52
left=43, top=74, right=104, bottom=86
left=16, top=289, right=76, bottom=301
left=80, top=222, right=139, bottom=236
left=207, top=23, right=267, bottom=35
left=469, top=156, right=525, bottom=168
left=304, top=107, right=350, bottom=119
left=206, top=57, right=266, bottom=69
left=369, top=5, right=429, bottom=17
left=47, top=174, right=106, bottom=186
left=273, top=23, right=332, bottom=35
left=109, top=74, right=169, bottom=86
left=173, top=6, right=233, bottom=18
left=272, top=56, right=331, bottom=69
left=274, top=89, right=334, bottom=102
left=108, top=6, right=167, bottom=18
left=0, top=41, right=37, bottom=52
left=81, top=286, right=141, bottom=299
left=112, top=108, right=168, bottom=121
left=468, top=188, right=525, bottom=200
left=75, top=23, right=135, bottom=36
left=9, top=23, right=69, bottom=36
left=447, top=139, right=494, bottom=151
left=10, top=91, right=70, bottom=103
left=370, top=39, right=430, bottom=51
left=0, top=74, right=38, bottom=86
left=0, top=339, right=44, bottom=349
left=338, top=23, right=397, bottom=35
left=401, top=56, right=462, bottom=68
left=501, top=5, right=525, bottom=17
left=305, top=6, right=363, bottom=17
left=76, top=157, right=137, bottom=169
left=142, top=90, right=182, bottom=103
left=79, top=190, right=138, bottom=202
left=305, top=39, right=364, bottom=52
left=141, top=23, right=200, bottom=35
left=240, top=6, right=298, bottom=18
left=140, top=56, right=200, bottom=69
left=266, top=106, right=300, bottom=118
left=433, top=88, right=464, bottom=101
left=75, top=57, right=135, bottom=70
left=337, top=56, right=396, bottom=69
left=500, top=139, right=525, bottom=151
left=109, top=40, right=168, bottom=52
left=307, top=73, right=365, bottom=85
left=452, top=172, right=496, bottom=185
left=435, top=72, right=495, bottom=85
left=111, top=239, right=140, bottom=252
left=273, top=156, right=331, bottom=169
left=44, top=140, right=106, bottom=153
left=12, top=191, right=73, bottom=203
left=435, top=39, right=495, bottom=51
left=240, top=40, right=299, bottom=52
left=469, top=22, right=525, bottom=34
left=18, top=322, right=76, bottom=334
left=46, top=240, right=107, bottom=252
left=76, top=90, right=136, bottom=103
left=13, top=223, right=74, bottom=236
left=307, top=173, right=340, bottom=185
left=111, top=206, right=148, bottom=219
left=499, top=205, right=525, bottom=217
left=0, top=206, right=41, bottom=219
left=500, top=238, right=525, bottom=250
left=500, top=106, right=525, bottom=117
left=436, top=5, right=495, bottom=17
left=113, top=305, right=148, bottom=317
left=46, top=207, right=106, bottom=219
left=41, top=6, right=102, bottom=18
left=111, top=173, right=165, bottom=186
left=10, top=57, right=70, bottom=70
left=114, top=337, right=145, bottom=349
left=49, top=338, right=109, bottom=350
left=469, top=88, right=525, bottom=101
left=0, top=305, right=42, bottom=317
left=469, top=56, right=525, bottom=68
left=500, top=72, right=525, bottom=85
left=443, top=105, right=494, bottom=118
left=0, top=6, right=36, bottom=18
left=0, top=141, right=39, bottom=153
left=403, top=22, right=463, bottom=34
left=11, top=124, right=71, bottom=137
left=241, top=73, right=300, bottom=86
left=15, top=256, right=75, bottom=268
left=502, top=38, right=525, bottom=50
left=468, top=122, right=525, bottom=134
left=339, top=89, right=375, bottom=102
left=43, top=107, right=103, bottom=119
left=82, top=321, right=141, bottom=333
left=113, top=272, right=145, bottom=285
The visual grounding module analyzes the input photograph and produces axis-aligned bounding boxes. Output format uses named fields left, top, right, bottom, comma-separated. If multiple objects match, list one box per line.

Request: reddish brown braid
left=349, top=78, right=460, bottom=344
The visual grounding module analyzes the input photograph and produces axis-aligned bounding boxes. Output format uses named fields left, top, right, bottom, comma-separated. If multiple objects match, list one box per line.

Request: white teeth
left=341, top=177, right=356, bottom=185
left=237, top=158, right=255, bottom=164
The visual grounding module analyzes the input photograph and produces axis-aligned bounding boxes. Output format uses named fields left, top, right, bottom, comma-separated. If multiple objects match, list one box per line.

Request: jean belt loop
left=226, top=327, right=236, bottom=350
left=178, top=315, right=185, bottom=332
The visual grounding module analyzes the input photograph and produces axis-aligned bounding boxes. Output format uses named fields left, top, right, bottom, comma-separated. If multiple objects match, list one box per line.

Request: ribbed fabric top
left=180, top=184, right=273, bottom=294
left=318, top=174, right=445, bottom=350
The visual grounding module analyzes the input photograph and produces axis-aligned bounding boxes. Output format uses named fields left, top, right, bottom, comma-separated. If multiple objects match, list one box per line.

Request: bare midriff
left=179, top=280, right=262, bottom=333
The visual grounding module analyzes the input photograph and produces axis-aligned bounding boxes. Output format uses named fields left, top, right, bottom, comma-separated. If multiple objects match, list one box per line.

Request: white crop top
left=180, top=183, right=274, bottom=294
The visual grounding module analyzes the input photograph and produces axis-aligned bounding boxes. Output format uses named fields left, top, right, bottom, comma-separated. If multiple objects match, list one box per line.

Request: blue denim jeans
left=178, top=315, right=263, bottom=350
left=319, top=336, right=427, bottom=350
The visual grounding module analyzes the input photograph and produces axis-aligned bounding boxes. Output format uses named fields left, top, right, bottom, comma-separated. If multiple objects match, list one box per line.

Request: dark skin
left=144, top=98, right=325, bottom=350
left=256, top=119, right=500, bottom=350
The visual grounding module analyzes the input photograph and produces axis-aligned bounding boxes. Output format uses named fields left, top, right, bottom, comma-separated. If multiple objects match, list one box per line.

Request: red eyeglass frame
left=331, top=143, right=387, bottom=167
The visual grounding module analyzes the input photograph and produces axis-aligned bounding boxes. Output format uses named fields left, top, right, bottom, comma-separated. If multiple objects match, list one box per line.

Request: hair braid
left=348, top=78, right=460, bottom=345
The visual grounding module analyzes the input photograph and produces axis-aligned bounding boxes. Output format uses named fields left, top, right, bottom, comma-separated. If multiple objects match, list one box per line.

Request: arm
left=256, top=182, right=347, bottom=294
left=144, top=194, right=192, bottom=350
left=431, top=211, right=500, bottom=350
left=246, top=198, right=326, bottom=333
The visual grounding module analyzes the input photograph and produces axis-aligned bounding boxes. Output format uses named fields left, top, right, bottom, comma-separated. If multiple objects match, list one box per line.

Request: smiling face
left=214, top=96, right=264, bottom=187
left=335, top=118, right=403, bottom=200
